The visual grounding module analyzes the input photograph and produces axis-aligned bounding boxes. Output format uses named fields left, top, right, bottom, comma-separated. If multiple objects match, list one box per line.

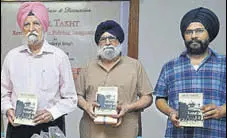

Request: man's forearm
left=155, top=98, right=176, bottom=116
left=77, top=95, right=88, bottom=111
left=1, top=93, right=13, bottom=115
left=220, top=104, right=226, bottom=117
left=127, top=95, right=153, bottom=112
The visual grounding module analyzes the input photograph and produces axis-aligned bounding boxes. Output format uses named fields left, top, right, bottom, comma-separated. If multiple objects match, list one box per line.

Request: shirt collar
left=97, top=56, right=122, bottom=71
left=19, top=40, right=54, bottom=55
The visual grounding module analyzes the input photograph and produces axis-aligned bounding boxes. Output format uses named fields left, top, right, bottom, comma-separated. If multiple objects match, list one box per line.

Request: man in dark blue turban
left=155, top=7, right=226, bottom=138
left=180, top=7, right=219, bottom=43
left=95, top=20, right=124, bottom=45
left=93, top=20, right=125, bottom=61
left=76, top=20, right=153, bottom=138
left=180, top=7, right=220, bottom=55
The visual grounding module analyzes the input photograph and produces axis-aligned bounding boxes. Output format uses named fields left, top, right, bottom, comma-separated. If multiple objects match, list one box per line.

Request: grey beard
left=97, top=45, right=122, bottom=61
left=26, top=31, right=44, bottom=45
left=28, top=34, right=38, bottom=44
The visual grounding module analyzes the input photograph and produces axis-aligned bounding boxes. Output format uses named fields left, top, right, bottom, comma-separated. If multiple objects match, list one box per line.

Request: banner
left=1, top=1, right=129, bottom=72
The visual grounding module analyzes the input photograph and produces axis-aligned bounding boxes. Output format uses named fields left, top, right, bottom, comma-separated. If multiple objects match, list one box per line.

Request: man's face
left=184, top=22, right=210, bottom=55
left=97, top=32, right=122, bottom=61
left=23, top=15, right=43, bottom=45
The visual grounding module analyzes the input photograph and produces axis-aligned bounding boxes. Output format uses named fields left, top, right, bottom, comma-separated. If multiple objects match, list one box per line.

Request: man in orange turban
left=1, top=2, right=77, bottom=138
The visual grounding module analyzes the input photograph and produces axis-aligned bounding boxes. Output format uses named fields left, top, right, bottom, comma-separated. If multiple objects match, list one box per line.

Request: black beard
left=184, top=38, right=209, bottom=55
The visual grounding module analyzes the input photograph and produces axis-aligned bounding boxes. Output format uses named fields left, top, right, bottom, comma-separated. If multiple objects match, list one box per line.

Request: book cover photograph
left=178, top=93, right=204, bottom=127
left=94, top=87, right=118, bottom=124
left=14, top=93, right=38, bottom=126
left=95, top=87, right=118, bottom=115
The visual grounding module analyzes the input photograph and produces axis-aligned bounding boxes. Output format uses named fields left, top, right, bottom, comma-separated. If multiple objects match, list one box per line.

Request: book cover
left=95, top=87, right=118, bottom=115
left=14, top=93, right=38, bottom=126
left=178, top=93, right=204, bottom=127
left=94, top=87, right=118, bottom=124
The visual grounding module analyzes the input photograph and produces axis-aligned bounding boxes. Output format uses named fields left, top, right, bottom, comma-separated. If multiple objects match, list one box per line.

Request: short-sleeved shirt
left=1, top=40, right=77, bottom=120
left=154, top=48, right=226, bottom=138
left=76, top=56, right=153, bottom=138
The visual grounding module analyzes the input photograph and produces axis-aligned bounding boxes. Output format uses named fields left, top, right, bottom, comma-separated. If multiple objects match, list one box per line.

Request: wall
left=139, top=0, right=226, bottom=138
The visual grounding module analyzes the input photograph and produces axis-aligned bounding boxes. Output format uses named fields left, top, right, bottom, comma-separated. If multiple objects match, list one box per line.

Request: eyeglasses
left=99, top=36, right=118, bottom=44
left=184, top=28, right=206, bottom=36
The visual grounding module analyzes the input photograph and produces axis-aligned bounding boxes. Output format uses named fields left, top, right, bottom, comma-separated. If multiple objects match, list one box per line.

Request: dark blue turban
left=95, top=20, right=125, bottom=45
left=180, top=7, right=220, bottom=42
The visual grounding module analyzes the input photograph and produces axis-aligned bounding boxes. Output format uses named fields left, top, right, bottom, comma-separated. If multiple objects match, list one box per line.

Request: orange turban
left=17, top=2, right=49, bottom=32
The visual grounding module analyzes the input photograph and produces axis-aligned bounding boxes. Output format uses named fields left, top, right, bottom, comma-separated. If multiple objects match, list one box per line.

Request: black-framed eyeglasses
left=184, top=28, right=206, bottom=36
left=99, top=36, right=118, bottom=43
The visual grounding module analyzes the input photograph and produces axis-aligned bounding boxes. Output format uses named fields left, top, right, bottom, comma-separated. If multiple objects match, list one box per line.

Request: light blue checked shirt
left=154, top=48, right=226, bottom=138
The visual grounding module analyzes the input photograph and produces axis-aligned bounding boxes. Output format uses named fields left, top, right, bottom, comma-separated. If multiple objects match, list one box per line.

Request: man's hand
left=85, top=102, right=99, bottom=120
left=111, top=104, right=129, bottom=127
left=6, top=109, right=15, bottom=126
left=116, top=104, right=129, bottom=118
left=201, top=104, right=226, bottom=119
left=33, top=109, right=54, bottom=124
left=112, top=117, right=122, bottom=127
left=169, top=111, right=180, bottom=127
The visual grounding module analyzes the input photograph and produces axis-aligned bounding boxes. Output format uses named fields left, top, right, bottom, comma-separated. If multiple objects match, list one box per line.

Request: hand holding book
left=94, top=104, right=130, bottom=127
left=110, top=104, right=130, bottom=127
left=201, top=104, right=226, bottom=119
left=33, top=109, right=54, bottom=124
left=169, top=111, right=180, bottom=128
left=85, top=102, right=100, bottom=120
left=114, top=104, right=130, bottom=118
left=111, top=117, right=122, bottom=127
left=6, top=109, right=16, bottom=126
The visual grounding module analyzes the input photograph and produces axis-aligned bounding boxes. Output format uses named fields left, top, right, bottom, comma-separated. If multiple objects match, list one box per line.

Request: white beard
left=25, top=31, right=44, bottom=45
left=28, top=34, right=38, bottom=44
left=97, top=44, right=122, bottom=61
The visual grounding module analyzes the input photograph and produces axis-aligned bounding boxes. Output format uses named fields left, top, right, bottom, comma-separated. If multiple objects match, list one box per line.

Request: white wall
left=139, top=0, right=226, bottom=138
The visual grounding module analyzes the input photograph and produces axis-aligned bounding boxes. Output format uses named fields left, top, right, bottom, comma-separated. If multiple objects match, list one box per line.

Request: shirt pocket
left=39, top=68, right=59, bottom=91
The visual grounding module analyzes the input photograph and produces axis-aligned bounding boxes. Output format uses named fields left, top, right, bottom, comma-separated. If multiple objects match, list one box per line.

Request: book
left=13, top=93, right=38, bottom=126
left=94, top=87, right=118, bottom=125
left=178, top=93, right=204, bottom=127
left=94, top=116, right=118, bottom=125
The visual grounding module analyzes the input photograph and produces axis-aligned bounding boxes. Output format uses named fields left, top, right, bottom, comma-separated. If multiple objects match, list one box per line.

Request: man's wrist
left=125, top=104, right=131, bottom=113
left=218, top=105, right=226, bottom=118
left=169, top=111, right=177, bottom=118
left=82, top=102, right=91, bottom=114
left=6, top=108, right=14, bottom=116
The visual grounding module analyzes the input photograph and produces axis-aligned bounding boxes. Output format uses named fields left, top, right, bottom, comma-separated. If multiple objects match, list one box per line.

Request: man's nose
left=29, top=24, right=35, bottom=31
left=105, top=38, right=111, bottom=45
left=191, top=31, right=197, bottom=38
